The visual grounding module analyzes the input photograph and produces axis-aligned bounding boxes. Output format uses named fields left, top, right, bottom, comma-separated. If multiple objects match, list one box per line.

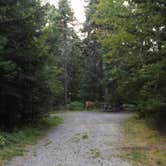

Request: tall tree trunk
left=64, top=52, right=68, bottom=106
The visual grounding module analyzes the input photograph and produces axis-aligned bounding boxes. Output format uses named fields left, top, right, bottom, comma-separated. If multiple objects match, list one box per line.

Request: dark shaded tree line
left=0, top=0, right=50, bottom=129
left=0, top=0, right=83, bottom=130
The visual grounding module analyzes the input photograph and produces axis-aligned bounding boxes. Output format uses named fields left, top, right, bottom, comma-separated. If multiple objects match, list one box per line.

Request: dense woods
left=92, top=0, right=166, bottom=128
left=0, top=0, right=165, bottom=130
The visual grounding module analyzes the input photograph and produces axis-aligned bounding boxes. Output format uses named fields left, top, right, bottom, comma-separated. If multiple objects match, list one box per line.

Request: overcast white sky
left=43, top=0, right=86, bottom=24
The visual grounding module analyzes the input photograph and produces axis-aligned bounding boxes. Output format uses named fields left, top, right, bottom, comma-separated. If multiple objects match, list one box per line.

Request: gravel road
left=6, top=111, right=133, bottom=166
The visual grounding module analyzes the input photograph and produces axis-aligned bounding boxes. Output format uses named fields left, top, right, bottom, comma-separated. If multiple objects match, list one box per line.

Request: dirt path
left=6, top=111, right=133, bottom=166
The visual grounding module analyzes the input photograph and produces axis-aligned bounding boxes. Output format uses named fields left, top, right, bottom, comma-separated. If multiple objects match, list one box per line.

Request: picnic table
left=100, top=103, right=122, bottom=112
left=100, top=103, right=112, bottom=112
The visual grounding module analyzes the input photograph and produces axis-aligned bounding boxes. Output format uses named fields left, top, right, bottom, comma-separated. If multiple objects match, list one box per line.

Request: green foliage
left=46, top=1, right=83, bottom=105
left=67, top=101, right=84, bottom=111
left=0, top=0, right=84, bottom=129
left=0, top=116, right=63, bottom=148
left=0, top=0, right=54, bottom=129
left=0, top=116, right=63, bottom=163
left=80, top=0, right=104, bottom=102
left=0, top=135, right=6, bottom=147
left=40, top=116, right=64, bottom=128
left=0, top=0, right=165, bottom=131
left=92, top=0, right=166, bottom=124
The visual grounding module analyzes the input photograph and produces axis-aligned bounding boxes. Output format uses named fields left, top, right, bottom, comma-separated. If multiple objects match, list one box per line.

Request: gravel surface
left=6, top=111, right=133, bottom=166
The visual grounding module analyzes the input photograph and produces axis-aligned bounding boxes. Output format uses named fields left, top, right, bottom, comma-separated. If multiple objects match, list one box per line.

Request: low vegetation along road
left=6, top=111, right=133, bottom=166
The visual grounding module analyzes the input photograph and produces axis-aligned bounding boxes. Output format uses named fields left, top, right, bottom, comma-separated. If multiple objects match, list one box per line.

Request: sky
left=43, top=0, right=86, bottom=24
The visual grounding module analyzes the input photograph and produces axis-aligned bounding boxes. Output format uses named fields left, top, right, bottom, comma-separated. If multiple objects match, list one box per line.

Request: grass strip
left=121, top=116, right=166, bottom=166
left=0, top=116, right=63, bottom=166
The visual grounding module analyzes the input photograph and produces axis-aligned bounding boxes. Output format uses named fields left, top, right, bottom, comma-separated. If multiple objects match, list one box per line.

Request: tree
left=0, top=0, right=50, bottom=129
left=93, top=0, right=166, bottom=124
left=81, top=0, right=104, bottom=102
left=46, top=1, right=83, bottom=105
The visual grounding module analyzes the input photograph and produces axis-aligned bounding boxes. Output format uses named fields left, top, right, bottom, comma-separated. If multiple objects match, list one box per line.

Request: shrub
left=0, top=135, right=6, bottom=147
left=123, top=104, right=138, bottom=112
left=67, top=101, right=84, bottom=111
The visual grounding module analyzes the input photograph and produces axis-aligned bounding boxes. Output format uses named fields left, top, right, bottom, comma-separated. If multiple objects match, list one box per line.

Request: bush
left=67, top=101, right=84, bottom=111
left=0, top=116, right=63, bottom=164
left=0, top=135, right=6, bottom=147
left=123, top=104, right=138, bottom=112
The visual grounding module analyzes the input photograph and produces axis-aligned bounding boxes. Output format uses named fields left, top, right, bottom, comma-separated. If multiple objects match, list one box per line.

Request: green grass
left=0, top=116, right=63, bottom=166
left=82, top=133, right=88, bottom=139
left=71, top=132, right=89, bottom=143
left=50, top=109, right=100, bottom=113
left=123, top=150, right=147, bottom=163
left=121, top=116, right=166, bottom=166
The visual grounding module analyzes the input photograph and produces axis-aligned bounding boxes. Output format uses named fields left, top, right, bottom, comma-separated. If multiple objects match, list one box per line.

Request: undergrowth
left=0, top=116, right=63, bottom=166
left=121, top=116, right=166, bottom=166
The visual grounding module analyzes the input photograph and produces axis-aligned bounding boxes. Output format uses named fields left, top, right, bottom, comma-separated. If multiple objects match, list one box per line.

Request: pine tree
left=81, top=0, right=104, bottom=102
left=0, top=0, right=49, bottom=129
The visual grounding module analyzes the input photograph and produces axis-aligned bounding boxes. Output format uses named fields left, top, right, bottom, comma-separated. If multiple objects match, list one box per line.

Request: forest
left=0, top=0, right=165, bottom=131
